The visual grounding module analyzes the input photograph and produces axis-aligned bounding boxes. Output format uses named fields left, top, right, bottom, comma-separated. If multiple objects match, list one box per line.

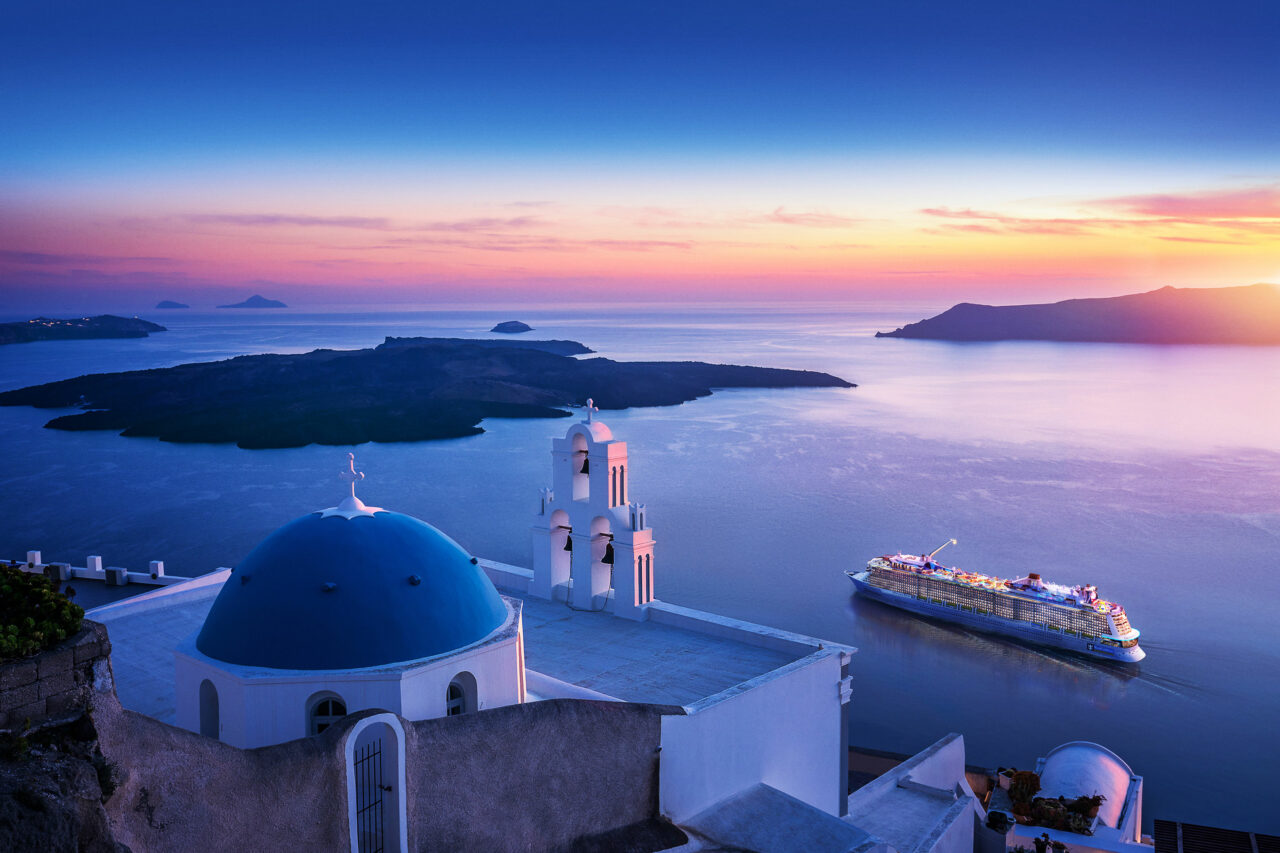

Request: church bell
left=563, top=535, right=573, bottom=552
left=602, top=542, right=614, bottom=564
left=578, top=456, right=590, bottom=474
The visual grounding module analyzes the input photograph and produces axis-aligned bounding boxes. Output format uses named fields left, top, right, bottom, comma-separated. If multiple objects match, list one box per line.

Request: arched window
left=199, top=679, right=219, bottom=740
left=309, top=693, right=347, bottom=735
left=645, top=554, right=653, bottom=602
left=447, top=671, right=478, bottom=717
left=446, top=682, right=466, bottom=716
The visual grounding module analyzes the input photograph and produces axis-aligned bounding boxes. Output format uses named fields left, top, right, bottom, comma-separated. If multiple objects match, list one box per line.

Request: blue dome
left=196, top=511, right=507, bottom=670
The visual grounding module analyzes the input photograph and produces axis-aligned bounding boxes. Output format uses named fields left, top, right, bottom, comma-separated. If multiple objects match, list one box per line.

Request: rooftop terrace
left=89, top=571, right=804, bottom=723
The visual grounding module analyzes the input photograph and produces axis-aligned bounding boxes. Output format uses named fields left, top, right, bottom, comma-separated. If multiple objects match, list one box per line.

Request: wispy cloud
left=1095, top=186, right=1280, bottom=219
left=0, top=250, right=172, bottom=265
left=184, top=213, right=395, bottom=229
left=594, top=205, right=864, bottom=231
left=1157, top=236, right=1249, bottom=245
left=760, top=207, right=862, bottom=227
left=178, top=213, right=545, bottom=233
left=418, top=216, right=544, bottom=232
left=919, top=208, right=1094, bottom=235
left=920, top=191, right=1280, bottom=238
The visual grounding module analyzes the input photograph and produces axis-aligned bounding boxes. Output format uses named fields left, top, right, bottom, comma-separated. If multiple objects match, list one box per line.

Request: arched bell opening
left=550, top=508, right=571, bottom=580
left=571, top=433, right=589, bottom=501
left=590, top=515, right=614, bottom=598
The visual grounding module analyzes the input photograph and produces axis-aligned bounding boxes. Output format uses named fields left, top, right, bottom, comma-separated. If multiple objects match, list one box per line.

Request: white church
left=15, top=405, right=1154, bottom=852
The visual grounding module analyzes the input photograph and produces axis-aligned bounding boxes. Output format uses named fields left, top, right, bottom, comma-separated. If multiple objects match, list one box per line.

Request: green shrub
left=0, top=565, right=84, bottom=662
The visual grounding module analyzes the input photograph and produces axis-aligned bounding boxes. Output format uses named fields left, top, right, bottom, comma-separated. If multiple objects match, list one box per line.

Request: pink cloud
left=1095, top=186, right=1280, bottom=219
left=762, top=207, right=861, bottom=227
left=178, top=213, right=544, bottom=233
left=1157, top=235, right=1249, bottom=245
left=185, top=213, right=394, bottom=229
left=0, top=249, right=172, bottom=265
left=920, top=208, right=1091, bottom=235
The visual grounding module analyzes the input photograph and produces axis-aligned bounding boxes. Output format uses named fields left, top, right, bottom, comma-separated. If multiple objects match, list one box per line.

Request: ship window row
left=871, top=570, right=1110, bottom=634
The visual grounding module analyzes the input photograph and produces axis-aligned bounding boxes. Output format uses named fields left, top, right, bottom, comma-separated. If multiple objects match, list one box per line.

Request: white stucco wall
left=174, top=605, right=525, bottom=748
left=658, top=650, right=843, bottom=822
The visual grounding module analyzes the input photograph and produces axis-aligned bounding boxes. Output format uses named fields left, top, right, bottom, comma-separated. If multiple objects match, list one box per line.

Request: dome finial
left=320, top=453, right=384, bottom=519
left=340, top=452, right=365, bottom=500
left=584, top=398, right=598, bottom=423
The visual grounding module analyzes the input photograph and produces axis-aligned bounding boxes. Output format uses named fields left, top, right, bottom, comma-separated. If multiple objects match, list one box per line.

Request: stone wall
left=4, top=626, right=687, bottom=852
left=93, top=692, right=350, bottom=852
left=404, top=699, right=683, bottom=852
left=0, top=621, right=110, bottom=732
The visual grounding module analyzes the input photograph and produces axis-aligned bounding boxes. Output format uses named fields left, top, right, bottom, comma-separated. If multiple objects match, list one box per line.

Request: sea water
left=1, top=305, right=1278, bottom=833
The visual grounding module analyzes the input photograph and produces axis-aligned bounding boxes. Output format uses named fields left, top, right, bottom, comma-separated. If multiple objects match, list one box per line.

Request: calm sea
left=2, top=306, right=1278, bottom=832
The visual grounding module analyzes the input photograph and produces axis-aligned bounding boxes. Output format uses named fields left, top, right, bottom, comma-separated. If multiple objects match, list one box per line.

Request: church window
left=446, top=682, right=466, bottom=716
left=199, top=679, right=219, bottom=740
left=309, top=694, right=347, bottom=735
left=447, top=671, right=478, bottom=716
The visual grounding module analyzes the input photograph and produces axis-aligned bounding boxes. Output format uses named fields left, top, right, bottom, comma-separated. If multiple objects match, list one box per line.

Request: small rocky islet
left=490, top=320, right=533, bottom=333
left=216, top=294, right=287, bottom=309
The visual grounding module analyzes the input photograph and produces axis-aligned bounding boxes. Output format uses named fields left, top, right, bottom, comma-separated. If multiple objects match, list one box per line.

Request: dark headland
left=491, top=320, right=533, bottom=333
left=877, top=283, right=1280, bottom=344
left=0, top=337, right=853, bottom=449
left=217, top=294, right=287, bottom=309
left=155, top=300, right=189, bottom=309
left=0, top=315, right=166, bottom=346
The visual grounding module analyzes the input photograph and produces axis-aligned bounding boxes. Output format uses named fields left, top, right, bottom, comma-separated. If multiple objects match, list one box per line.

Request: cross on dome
left=584, top=398, right=598, bottom=423
left=320, top=452, right=384, bottom=519
left=340, top=452, right=365, bottom=499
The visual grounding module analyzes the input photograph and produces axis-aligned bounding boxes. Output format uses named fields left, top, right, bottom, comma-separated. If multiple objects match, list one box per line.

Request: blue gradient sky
left=2, top=1, right=1277, bottom=308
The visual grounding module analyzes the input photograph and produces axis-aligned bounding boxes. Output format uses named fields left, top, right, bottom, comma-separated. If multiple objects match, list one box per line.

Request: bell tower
left=531, top=400, right=656, bottom=620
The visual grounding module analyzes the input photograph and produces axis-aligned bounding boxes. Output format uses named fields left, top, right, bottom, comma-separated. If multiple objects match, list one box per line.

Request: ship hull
left=848, top=571, right=1145, bottom=663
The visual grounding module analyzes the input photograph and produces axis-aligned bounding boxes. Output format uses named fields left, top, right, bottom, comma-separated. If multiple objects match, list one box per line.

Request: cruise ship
left=846, top=541, right=1144, bottom=662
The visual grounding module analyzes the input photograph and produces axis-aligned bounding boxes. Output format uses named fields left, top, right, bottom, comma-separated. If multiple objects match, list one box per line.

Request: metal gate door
left=354, top=737, right=385, bottom=853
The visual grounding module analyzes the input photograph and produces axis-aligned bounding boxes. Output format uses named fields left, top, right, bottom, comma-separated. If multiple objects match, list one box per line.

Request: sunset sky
left=2, top=1, right=1277, bottom=310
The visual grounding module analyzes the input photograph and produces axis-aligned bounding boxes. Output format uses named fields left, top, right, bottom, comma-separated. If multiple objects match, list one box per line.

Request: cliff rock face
left=877, top=283, right=1280, bottom=344
left=1, top=623, right=127, bottom=852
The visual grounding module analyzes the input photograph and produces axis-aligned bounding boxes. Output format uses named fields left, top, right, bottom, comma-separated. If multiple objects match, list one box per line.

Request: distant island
left=0, top=315, right=166, bottom=347
left=0, top=337, right=853, bottom=449
left=217, top=294, right=287, bottom=309
left=155, top=300, right=189, bottom=309
left=491, top=320, right=533, bottom=334
left=876, top=284, right=1280, bottom=344
left=380, top=336, right=591, bottom=356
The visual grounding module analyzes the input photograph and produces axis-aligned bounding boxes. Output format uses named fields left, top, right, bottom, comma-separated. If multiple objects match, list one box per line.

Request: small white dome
left=1039, top=741, right=1133, bottom=827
